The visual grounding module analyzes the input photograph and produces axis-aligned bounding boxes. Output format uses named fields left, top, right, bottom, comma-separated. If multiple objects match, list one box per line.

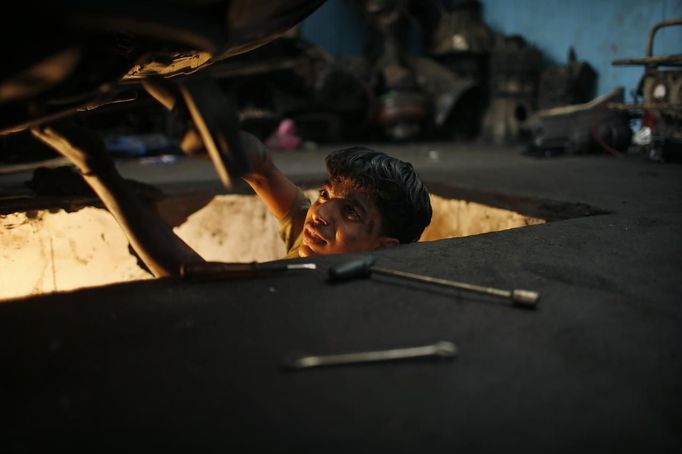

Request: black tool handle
left=328, top=256, right=376, bottom=282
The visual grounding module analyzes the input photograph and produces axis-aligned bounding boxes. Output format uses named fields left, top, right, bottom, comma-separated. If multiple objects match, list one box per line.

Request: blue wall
left=302, top=0, right=682, bottom=98
left=301, top=0, right=367, bottom=56
left=483, top=0, right=682, bottom=97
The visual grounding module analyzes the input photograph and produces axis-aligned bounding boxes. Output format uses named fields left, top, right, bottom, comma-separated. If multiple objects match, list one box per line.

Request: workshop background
left=1, top=2, right=682, bottom=451
left=2, top=0, right=680, bottom=159
left=301, top=0, right=681, bottom=97
left=219, top=0, right=682, bottom=154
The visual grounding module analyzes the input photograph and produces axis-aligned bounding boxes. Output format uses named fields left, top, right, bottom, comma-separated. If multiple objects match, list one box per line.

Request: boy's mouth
left=303, top=225, right=328, bottom=247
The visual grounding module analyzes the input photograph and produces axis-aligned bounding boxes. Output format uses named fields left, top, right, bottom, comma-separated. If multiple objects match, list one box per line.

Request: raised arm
left=239, top=132, right=302, bottom=221
left=31, top=124, right=204, bottom=277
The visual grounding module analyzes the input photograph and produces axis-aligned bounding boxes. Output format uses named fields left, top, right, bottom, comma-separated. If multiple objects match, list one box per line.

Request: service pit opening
left=0, top=190, right=547, bottom=301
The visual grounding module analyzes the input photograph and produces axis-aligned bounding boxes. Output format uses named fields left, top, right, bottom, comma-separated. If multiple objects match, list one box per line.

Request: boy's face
left=299, top=178, right=399, bottom=257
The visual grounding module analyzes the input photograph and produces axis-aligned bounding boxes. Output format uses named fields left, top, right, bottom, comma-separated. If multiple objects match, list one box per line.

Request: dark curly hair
left=325, top=147, right=432, bottom=243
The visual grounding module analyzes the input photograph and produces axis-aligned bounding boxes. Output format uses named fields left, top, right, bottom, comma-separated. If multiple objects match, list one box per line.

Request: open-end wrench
left=284, top=341, right=458, bottom=370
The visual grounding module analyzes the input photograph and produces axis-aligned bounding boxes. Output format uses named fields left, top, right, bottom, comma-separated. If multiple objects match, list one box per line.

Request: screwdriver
left=181, top=261, right=316, bottom=281
left=328, top=256, right=539, bottom=308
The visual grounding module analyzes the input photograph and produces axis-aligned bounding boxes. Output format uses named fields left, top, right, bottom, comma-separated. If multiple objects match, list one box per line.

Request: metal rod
left=647, top=19, right=682, bottom=58
left=371, top=266, right=540, bottom=307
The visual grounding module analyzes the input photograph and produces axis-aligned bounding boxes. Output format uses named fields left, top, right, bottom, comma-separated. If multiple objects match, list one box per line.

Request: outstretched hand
left=239, top=130, right=272, bottom=177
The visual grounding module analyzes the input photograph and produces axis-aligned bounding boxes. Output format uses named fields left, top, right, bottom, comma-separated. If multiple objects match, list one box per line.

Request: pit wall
left=0, top=192, right=544, bottom=301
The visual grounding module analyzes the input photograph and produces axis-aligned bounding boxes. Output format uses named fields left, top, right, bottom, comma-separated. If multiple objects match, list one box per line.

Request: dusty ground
left=1, top=143, right=680, bottom=452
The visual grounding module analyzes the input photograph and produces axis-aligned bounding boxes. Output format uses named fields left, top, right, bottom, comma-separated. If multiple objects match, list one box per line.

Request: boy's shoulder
left=277, top=188, right=311, bottom=257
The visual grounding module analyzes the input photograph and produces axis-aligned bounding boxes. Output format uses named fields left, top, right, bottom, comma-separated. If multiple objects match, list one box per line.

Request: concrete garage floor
left=1, top=142, right=681, bottom=452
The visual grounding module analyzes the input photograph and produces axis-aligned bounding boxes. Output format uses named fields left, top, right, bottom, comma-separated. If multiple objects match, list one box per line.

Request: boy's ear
left=377, top=236, right=400, bottom=249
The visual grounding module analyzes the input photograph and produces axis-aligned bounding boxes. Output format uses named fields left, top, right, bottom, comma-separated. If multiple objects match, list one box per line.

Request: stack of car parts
left=481, top=35, right=542, bottom=145
left=427, top=0, right=492, bottom=139
left=360, top=0, right=428, bottom=141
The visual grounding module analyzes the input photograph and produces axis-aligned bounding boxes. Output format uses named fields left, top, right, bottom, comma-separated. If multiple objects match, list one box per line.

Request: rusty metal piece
left=612, top=19, right=682, bottom=67
left=612, top=55, right=682, bottom=67
left=646, top=19, right=682, bottom=58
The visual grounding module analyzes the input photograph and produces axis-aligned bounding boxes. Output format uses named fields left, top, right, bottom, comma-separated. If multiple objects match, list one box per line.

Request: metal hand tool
left=284, top=341, right=457, bottom=370
left=328, top=256, right=540, bottom=308
left=181, top=261, right=316, bottom=281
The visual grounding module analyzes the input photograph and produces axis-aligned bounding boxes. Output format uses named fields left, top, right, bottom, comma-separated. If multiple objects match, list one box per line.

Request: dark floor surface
left=1, top=143, right=681, bottom=453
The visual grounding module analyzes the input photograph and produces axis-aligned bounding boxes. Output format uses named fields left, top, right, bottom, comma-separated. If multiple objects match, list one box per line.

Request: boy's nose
left=314, top=200, right=340, bottom=226
left=312, top=204, right=330, bottom=226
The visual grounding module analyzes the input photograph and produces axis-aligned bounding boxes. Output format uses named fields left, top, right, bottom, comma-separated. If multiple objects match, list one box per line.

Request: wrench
left=284, top=340, right=458, bottom=370
left=329, top=256, right=540, bottom=308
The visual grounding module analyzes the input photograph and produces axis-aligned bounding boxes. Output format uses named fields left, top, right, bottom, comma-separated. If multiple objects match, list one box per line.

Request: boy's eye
left=318, top=188, right=329, bottom=200
left=344, top=204, right=360, bottom=220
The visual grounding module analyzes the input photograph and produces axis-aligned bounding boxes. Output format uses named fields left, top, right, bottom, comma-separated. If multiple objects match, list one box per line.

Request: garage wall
left=300, top=0, right=367, bottom=57
left=301, top=0, right=682, bottom=98
left=483, top=0, right=682, bottom=97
